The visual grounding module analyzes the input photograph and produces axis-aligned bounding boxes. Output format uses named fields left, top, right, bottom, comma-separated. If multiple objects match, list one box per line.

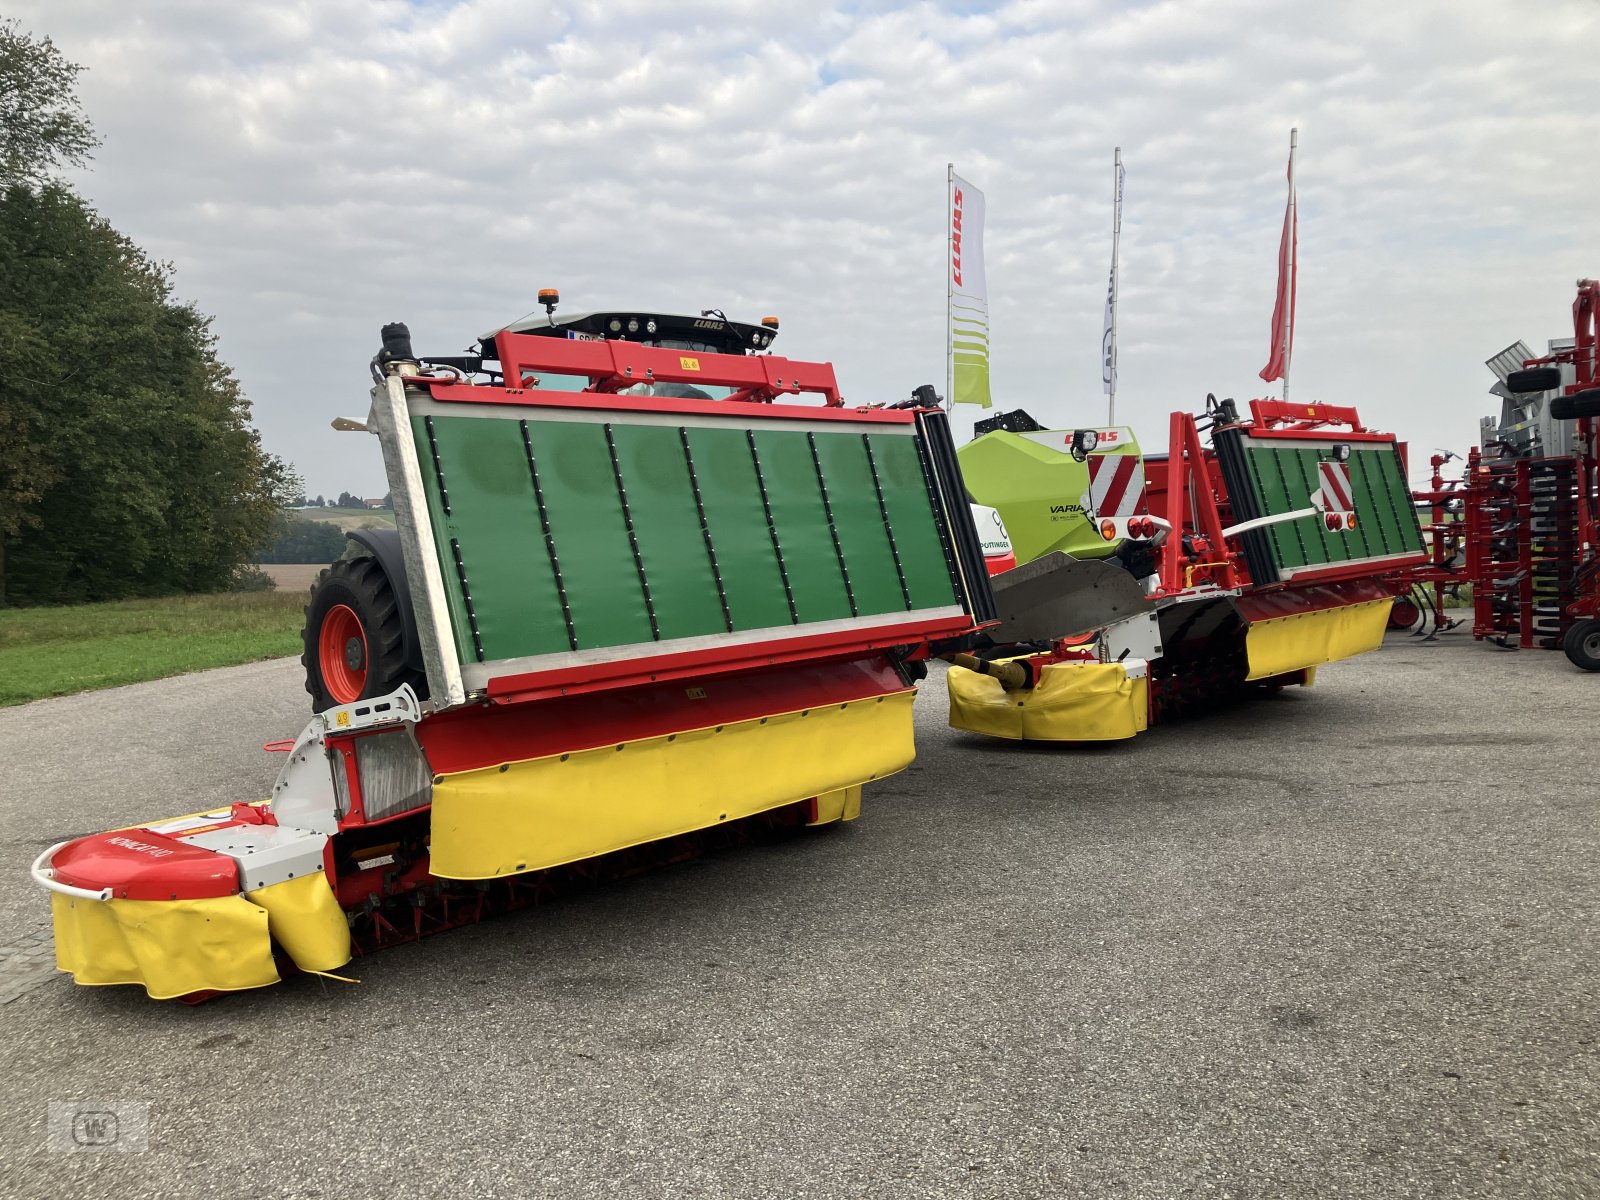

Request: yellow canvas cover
left=1244, top=597, right=1392, bottom=680
left=429, top=691, right=915, bottom=879
left=52, top=871, right=352, bottom=999
left=947, top=660, right=1149, bottom=742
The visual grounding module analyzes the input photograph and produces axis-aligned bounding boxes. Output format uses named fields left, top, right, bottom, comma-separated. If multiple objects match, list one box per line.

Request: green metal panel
left=1239, top=442, right=1425, bottom=574
left=751, top=428, right=853, bottom=622
left=811, top=434, right=914, bottom=614
left=868, top=433, right=960, bottom=610
left=682, top=426, right=794, bottom=631
left=410, top=412, right=959, bottom=671
left=608, top=424, right=731, bottom=642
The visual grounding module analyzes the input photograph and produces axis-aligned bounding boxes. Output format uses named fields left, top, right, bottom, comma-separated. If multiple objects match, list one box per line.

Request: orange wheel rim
left=318, top=604, right=368, bottom=703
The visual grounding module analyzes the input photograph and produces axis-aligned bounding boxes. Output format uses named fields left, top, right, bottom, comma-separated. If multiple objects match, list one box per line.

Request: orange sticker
left=679, top=356, right=701, bottom=371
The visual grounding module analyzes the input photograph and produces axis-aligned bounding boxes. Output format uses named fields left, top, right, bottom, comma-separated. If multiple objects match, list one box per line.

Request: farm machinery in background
left=1402, top=278, right=1600, bottom=669
left=946, top=397, right=1431, bottom=741
left=32, top=300, right=1001, bottom=1000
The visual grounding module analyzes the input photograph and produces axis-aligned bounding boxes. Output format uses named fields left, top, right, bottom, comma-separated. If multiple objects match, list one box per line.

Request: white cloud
left=10, top=0, right=1600, bottom=495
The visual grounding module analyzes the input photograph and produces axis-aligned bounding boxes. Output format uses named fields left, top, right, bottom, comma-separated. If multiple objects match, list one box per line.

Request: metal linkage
left=680, top=428, right=735, bottom=632
left=746, top=430, right=800, bottom=624
left=423, top=416, right=451, bottom=515
left=807, top=432, right=858, bottom=617
left=449, top=538, right=485, bottom=660
left=862, top=434, right=914, bottom=610
left=519, top=420, right=579, bottom=651
left=603, top=423, right=661, bottom=641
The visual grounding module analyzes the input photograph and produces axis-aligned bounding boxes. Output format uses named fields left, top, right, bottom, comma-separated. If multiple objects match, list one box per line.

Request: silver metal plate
left=182, top=825, right=329, bottom=893
left=986, top=553, right=1146, bottom=642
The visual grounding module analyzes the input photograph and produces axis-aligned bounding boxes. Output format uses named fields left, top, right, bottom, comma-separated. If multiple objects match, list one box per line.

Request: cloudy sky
left=15, top=0, right=1600, bottom=496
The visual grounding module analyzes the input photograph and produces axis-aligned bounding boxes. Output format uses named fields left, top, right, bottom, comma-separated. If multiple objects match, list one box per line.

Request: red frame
left=482, top=613, right=977, bottom=705
left=491, top=331, right=844, bottom=406
left=1147, top=404, right=1428, bottom=597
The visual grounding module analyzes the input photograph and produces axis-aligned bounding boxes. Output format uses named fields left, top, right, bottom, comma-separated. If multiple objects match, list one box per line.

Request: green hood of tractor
left=958, top=427, right=1142, bottom=565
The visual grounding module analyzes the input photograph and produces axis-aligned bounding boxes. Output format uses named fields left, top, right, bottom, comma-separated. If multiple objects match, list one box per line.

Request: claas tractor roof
left=489, top=308, right=779, bottom=355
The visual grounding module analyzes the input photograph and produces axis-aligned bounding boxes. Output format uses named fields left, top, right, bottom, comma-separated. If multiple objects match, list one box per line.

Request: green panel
left=682, top=426, right=795, bottom=630
left=870, top=434, right=959, bottom=609
left=1239, top=441, right=1425, bottom=575
left=812, top=435, right=913, bottom=614
left=411, top=415, right=571, bottom=662
left=412, top=413, right=963, bottom=670
left=751, top=429, right=853, bottom=622
left=608, top=424, right=728, bottom=642
left=525, top=421, right=655, bottom=649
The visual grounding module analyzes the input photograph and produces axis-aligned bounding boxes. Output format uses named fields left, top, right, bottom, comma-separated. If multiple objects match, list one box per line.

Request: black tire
left=1562, top=618, right=1600, bottom=672
left=1505, top=366, right=1562, bottom=394
left=1550, top=389, right=1600, bottom=421
left=301, top=556, right=427, bottom=711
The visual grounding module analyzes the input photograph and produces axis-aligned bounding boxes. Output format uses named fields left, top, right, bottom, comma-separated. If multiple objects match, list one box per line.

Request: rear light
left=1133, top=516, right=1155, bottom=539
left=1100, top=519, right=1118, bottom=541
left=1347, top=513, right=1358, bottom=529
left=1324, top=512, right=1344, bottom=531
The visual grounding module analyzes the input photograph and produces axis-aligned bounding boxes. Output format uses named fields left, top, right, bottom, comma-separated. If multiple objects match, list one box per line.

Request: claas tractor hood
left=959, top=413, right=1145, bottom=564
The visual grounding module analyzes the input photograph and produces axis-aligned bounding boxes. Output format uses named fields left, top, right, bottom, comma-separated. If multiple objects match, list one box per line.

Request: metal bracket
left=30, top=843, right=112, bottom=901
left=270, top=685, right=422, bottom=834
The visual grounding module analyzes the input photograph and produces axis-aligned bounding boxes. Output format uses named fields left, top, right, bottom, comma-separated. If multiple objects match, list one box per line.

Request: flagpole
left=1282, top=128, right=1296, bottom=402
left=1108, top=146, right=1122, bottom=426
left=946, top=162, right=954, bottom=410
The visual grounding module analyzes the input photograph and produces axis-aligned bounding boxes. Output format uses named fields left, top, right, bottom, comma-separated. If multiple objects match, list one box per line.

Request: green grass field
left=0, top=593, right=306, bottom=707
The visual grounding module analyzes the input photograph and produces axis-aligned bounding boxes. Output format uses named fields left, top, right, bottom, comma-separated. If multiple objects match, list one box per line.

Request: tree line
left=0, top=21, right=293, bottom=606
left=292, top=492, right=393, bottom=510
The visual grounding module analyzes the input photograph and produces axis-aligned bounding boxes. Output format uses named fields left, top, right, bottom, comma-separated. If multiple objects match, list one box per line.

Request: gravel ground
left=0, top=629, right=1596, bottom=1199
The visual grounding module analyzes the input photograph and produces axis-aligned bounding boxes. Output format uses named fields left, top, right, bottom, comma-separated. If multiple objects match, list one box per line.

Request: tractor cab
left=416, top=290, right=783, bottom=402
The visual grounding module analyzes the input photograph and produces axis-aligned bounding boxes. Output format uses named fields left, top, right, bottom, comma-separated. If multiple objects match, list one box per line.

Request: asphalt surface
left=1, top=630, right=1597, bottom=1199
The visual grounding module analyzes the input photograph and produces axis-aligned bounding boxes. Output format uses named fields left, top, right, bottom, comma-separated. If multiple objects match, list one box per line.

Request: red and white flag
left=1259, top=131, right=1297, bottom=385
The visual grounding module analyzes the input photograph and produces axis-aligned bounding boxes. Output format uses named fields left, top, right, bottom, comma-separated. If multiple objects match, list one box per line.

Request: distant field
left=297, top=507, right=394, bottom=528
left=263, top=564, right=326, bottom=593
left=0, top=593, right=305, bottom=706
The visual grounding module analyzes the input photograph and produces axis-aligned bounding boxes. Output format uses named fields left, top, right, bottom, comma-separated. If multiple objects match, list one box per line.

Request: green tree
left=256, top=514, right=348, bottom=564
left=0, top=25, right=294, bottom=605
left=1, top=184, right=297, bottom=604
left=0, top=19, right=97, bottom=187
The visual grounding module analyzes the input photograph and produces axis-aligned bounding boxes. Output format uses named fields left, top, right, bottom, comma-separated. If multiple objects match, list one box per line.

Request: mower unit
left=34, top=302, right=996, bottom=999
left=949, top=397, right=1430, bottom=741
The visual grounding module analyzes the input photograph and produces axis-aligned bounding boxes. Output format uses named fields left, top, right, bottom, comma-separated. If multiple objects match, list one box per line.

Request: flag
left=1101, top=265, right=1116, bottom=395
left=1259, top=138, right=1297, bottom=384
left=949, top=170, right=992, bottom=408
left=1102, top=159, right=1125, bottom=395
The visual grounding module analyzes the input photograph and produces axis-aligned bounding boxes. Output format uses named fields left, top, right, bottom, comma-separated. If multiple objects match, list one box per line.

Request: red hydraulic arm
left=1156, top=410, right=1238, bottom=594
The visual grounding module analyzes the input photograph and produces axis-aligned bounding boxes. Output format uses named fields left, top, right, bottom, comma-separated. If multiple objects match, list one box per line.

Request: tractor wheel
left=1387, top=597, right=1420, bottom=630
left=1505, top=366, right=1562, bottom=394
left=302, top=557, right=423, bottom=711
left=1562, top=618, right=1600, bottom=672
left=1550, top=389, right=1600, bottom=421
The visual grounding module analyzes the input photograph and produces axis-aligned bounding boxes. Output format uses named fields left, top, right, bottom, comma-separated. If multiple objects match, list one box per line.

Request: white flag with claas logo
left=949, top=170, right=991, bottom=408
